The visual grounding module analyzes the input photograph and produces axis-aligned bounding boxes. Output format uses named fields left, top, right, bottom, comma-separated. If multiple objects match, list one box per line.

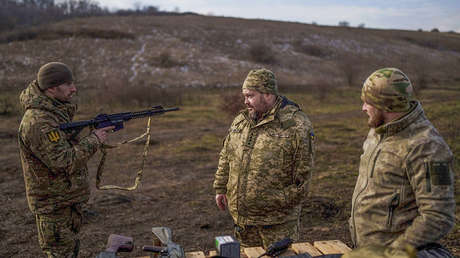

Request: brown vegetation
left=0, top=13, right=459, bottom=258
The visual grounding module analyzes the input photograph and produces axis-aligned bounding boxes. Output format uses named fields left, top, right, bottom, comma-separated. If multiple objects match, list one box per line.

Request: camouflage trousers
left=35, top=204, right=83, bottom=258
left=234, top=219, right=299, bottom=249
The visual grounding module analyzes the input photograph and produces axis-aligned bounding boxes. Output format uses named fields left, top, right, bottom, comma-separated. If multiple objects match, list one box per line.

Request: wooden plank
left=244, top=246, right=266, bottom=258
left=208, top=250, right=218, bottom=257
left=313, top=240, right=352, bottom=254
left=292, top=242, right=323, bottom=256
left=206, top=249, right=249, bottom=258
left=186, top=251, right=206, bottom=258
left=282, top=248, right=297, bottom=256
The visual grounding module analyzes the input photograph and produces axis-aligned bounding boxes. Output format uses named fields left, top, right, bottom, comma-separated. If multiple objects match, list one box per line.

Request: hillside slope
left=1, top=14, right=460, bottom=93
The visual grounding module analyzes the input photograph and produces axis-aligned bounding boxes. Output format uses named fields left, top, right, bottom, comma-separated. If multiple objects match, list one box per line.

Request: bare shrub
left=151, top=51, right=182, bottom=68
left=111, top=85, right=183, bottom=108
left=1, top=27, right=135, bottom=43
left=336, top=53, right=365, bottom=87
left=219, top=89, right=245, bottom=116
left=310, top=79, right=334, bottom=101
left=248, top=42, right=277, bottom=64
left=411, top=57, right=429, bottom=91
left=293, top=40, right=330, bottom=58
left=0, top=94, right=20, bottom=116
left=338, top=21, right=350, bottom=27
left=90, top=74, right=183, bottom=110
left=402, top=36, right=439, bottom=50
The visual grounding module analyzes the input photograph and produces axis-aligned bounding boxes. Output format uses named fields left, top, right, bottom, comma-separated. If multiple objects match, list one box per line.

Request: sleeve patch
left=46, top=130, right=61, bottom=143
left=428, top=161, right=452, bottom=186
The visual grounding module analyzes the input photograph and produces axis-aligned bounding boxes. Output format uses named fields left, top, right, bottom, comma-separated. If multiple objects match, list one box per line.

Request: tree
left=338, top=21, right=349, bottom=27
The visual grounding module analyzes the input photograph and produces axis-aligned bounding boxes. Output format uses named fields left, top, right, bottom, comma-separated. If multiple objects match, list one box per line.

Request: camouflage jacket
left=350, top=101, right=455, bottom=249
left=213, top=96, right=314, bottom=225
left=18, top=80, right=101, bottom=214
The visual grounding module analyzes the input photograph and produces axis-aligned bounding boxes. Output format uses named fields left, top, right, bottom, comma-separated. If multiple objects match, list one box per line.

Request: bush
left=152, top=51, right=182, bottom=68
left=336, top=53, right=365, bottom=87
left=248, top=42, right=277, bottom=64
left=219, top=90, right=245, bottom=116
left=0, top=94, right=20, bottom=116
left=293, top=40, right=330, bottom=58
left=1, top=27, right=135, bottom=43
left=87, top=73, right=183, bottom=110
left=338, top=21, right=350, bottom=27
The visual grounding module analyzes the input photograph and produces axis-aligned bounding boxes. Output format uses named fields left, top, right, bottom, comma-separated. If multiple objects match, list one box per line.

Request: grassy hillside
left=1, top=15, right=460, bottom=94
left=0, top=14, right=459, bottom=257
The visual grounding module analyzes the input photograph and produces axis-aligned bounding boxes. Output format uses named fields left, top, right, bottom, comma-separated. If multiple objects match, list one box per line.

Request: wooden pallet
left=182, top=240, right=351, bottom=258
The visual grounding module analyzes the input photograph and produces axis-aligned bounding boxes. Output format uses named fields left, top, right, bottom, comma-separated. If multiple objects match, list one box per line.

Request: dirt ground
left=1, top=89, right=459, bottom=258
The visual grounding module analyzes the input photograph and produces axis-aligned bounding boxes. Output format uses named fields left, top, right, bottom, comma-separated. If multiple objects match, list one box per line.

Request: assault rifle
left=96, top=234, right=134, bottom=258
left=59, top=105, right=179, bottom=134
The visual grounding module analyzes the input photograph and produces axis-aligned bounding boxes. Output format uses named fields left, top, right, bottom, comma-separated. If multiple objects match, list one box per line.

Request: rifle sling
left=95, top=116, right=152, bottom=191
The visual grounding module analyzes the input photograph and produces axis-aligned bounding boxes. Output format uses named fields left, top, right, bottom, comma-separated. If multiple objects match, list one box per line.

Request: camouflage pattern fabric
left=213, top=95, right=314, bottom=232
left=361, top=68, right=414, bottom=113
left=342, top=244, right=417, bottom=258
left=18, top=80, right=100, bottom=255
left=242, top=68, right=279, bottom=95
left=36, top=205, right=82, bottom=258
left=350, top=101, right=455, bottom=250
left=234, top=220, right=299, bottom=249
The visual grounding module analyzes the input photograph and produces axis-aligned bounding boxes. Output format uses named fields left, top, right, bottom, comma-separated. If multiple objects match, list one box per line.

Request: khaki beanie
left=242, top=68, right=278, bottom=95
left=37, top=62, right=73, bottom=90
left=361, top=68, right=414, bottom=112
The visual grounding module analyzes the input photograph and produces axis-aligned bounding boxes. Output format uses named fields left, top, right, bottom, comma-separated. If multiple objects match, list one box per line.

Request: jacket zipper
left=351, top=134, right=383, bottom=245
left=237, top=127, right=256, bottom=224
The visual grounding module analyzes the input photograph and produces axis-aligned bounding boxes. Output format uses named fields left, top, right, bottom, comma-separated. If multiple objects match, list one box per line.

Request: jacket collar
left=375, top=101, right=424, bottom=137
left=20, top=80, right=77, bottom=122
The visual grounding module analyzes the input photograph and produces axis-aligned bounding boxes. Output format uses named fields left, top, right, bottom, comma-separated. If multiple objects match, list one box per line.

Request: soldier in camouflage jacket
left=350, top=68, right=455, bottom=257
left=213, top=69, right=314, bottom=249
left=18, top=62, right=113, bottom=257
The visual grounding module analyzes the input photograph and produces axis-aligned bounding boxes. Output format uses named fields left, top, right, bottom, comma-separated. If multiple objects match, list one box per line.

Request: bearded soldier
left=213, top=68, right=314, bottom=249
left=350, top=68, right=455, bottom=257
left=18, top=62, right=114, bottom=257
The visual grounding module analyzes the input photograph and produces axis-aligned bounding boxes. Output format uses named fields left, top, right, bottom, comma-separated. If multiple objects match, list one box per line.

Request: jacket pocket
left=387, top=192, right=400, bottom=228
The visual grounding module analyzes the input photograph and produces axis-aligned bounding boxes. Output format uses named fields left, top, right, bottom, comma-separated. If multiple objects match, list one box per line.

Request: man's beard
left=248, top=99, right=271, bottom=121
left=368, top=109, right=385, bottom=128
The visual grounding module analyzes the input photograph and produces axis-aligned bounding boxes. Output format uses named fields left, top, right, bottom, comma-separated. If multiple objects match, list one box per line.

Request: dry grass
left=2, top=14, right=460, bottom=93
left=1, top=14, right=460, bottom=257
left=1, top=85, right=459, bottom=257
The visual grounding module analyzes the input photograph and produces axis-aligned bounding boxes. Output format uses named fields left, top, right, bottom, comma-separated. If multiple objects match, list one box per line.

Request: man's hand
left=215, top=194, right=228, bottom=211
left=93, top=126, right=115, bottom=143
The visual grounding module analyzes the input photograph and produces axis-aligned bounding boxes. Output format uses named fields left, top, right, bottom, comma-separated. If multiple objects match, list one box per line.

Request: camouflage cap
left=37, top=62, right=74, bottom=90
left=361, top=68, right=414, bottom=112
left=242, top=68, right=278, bottom=95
